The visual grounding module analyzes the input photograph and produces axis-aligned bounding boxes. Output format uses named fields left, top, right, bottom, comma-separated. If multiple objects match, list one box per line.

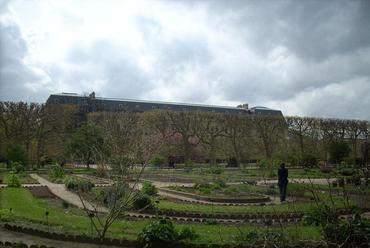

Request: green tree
left=67, top=122, right=106, bottom=168
left=329, top=141, right=350, bottom=163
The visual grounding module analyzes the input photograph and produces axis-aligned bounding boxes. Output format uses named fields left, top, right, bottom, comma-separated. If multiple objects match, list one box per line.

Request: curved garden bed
left=160, top=188, right=270, bottom=203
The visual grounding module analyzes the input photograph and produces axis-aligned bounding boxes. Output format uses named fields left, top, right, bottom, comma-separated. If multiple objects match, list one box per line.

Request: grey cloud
left=49, top=40, right=154, bottom=99
left=0, top=22, right=50, bottom=102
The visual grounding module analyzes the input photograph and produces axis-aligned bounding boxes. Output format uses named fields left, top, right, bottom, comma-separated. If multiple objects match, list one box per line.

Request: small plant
left=64, top=176, right=94, bottom=192
left=150, top=154, right=166, bottom=167
left=300, top=153, right=318, bottom=168
left=138, top=219, right=178, bottom=244
left=205, top=219, right=218, bottom=225
left=138, top=219, right=198, bottom=246
left=141, top=181, right=158, bottom=196
left=62, top=201, right=69, bottom=209
left=10, top=161, right=25, bottom=174
left=178, top=226, right=198, bottom=240
left=5, top=174, right=21, bottom=187
left=49, top=164, right=65, bottom=179
left=133, top=193, right=155, bottom=211
left=214, top=179, right=226, bottom=188
left=209, top=165, right=224, bottom=174
left=95, top=165, right=107, bottom=178
left=338, top=167, right=355, bottom=176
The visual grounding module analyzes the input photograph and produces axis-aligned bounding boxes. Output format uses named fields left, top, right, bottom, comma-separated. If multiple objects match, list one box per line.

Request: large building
left=46, top=92, right=283, bottom=116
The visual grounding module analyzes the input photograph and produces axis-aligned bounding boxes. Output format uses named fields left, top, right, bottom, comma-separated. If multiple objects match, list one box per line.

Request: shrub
left=133, top=193, right=155, bottom=211
left=5, top=174, right=21, bottom=187
left=209, top=165, right=224, bottom=174
left=62, top=201, right=69, bottom=209
left=49, top=164, right=65, bottom=179
left=6, top=144, right=27, bottom=165
left=178, top=227, right=198, bottom=240
left=141, top=181, right=158, bottom=196
left=64, top=176, right=94, bottom=192
left=138, top=219, right=178, bottom=244
left=96, top=165, right=107, bottom=178
left=300, top=153, right=318, bottom=168
left=150, top=154, right=166, bottom=167
left=338, top=167, right=355, bottom=176
left=329, top=142, right=351, bottom=163
left=10, top=161, right=25, bottom=174
left=214, top=179, right=226, bottom=188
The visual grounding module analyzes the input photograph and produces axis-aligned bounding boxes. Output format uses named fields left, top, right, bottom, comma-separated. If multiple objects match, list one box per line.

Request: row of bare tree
left=0, top=101, right=369, bottom=168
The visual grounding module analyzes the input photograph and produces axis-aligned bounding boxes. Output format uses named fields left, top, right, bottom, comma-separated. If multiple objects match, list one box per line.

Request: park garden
left=0, top=101, right=369, bottom=247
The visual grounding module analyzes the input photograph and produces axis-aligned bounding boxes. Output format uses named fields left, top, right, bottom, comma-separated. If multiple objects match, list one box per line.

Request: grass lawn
left=0, top=171, right=39, bottom=184
left=0, top=188, right=322, bottom=244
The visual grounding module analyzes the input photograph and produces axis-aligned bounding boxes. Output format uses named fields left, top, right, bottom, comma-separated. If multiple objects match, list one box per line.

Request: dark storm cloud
left=0, top=0, right=369, bottom=119
left=0, top=22, right=50, bottom=102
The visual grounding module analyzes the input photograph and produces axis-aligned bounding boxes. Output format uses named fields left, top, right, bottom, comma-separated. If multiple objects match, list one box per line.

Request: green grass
left=0, top=172, right=38, bottom=184
left=0, top=188, right=322, bottom=244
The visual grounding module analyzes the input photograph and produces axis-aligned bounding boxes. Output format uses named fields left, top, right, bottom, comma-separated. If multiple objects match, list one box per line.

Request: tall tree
left=67, top=122, right=106, bottom=168
left=253, top=115, right=286, bottom=158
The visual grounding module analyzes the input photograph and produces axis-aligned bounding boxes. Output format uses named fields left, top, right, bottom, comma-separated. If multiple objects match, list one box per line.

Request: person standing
left=278, top=163, right=288, bottom=202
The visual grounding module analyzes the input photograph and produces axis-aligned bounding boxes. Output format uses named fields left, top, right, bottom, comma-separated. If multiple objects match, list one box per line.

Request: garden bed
left=28, top=186, right=55, bottom=198
left=160, top=188, right=270, bottom=203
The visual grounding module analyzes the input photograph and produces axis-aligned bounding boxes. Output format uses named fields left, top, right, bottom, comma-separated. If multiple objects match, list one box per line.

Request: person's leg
left=279, top=185, right=283, bottom=202
left=282, top=184, right=287, bottom=201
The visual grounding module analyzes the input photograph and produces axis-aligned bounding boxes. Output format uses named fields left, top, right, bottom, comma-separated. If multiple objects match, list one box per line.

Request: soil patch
left=28, top=186, right=56, bottom=198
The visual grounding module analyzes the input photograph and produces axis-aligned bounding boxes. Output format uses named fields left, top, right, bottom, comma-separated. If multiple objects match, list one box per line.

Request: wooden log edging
left=124, top=211, right=304, bottom=225
left=0, top=223, right=241, bottom=248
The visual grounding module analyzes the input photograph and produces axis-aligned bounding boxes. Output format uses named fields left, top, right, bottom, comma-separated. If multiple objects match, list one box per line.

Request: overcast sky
left=0, top=0, right=369, bottom=120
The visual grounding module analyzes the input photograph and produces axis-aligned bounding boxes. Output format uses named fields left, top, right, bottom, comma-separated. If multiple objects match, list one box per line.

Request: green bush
left=329, top=142, right=351, bottom=163
left=64, top=176, right=94, bottom=192
left=141, top=181, right=158, bottom=196
left=338, top=167, right=355, bottom=176
left=10, top=161, right=25, bottom=174
left=178, top=226, right=198, bottom=240
left=299, top=153, right=318, bottom=168
left=133, top=193, right=155, bottom=211
left=150, top=154, right=166, bottom=167
left=5, top=174, right=21, bottom=187
left=6, top=144, right=27, bottom=165
left=209, top=165, right=224, bottom=174
left=214, top=179, right=226, bottom=188
left=49, top=164, right=65, bottom=179
left=138, top=219, right=178, bottom=244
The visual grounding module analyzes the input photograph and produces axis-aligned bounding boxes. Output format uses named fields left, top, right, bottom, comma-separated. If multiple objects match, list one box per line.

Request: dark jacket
left=278, top=167, right=288, bottom=186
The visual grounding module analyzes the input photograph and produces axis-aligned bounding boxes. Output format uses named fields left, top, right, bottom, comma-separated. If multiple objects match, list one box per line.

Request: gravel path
left=30, top=174, right=108, bottom=213
left=0, top=227, right=122, bottom=248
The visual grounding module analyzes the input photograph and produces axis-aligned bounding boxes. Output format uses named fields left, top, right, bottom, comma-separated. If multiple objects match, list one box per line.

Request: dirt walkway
left=0, top=227, right=121, bottom=248
left=30, top=174, right=108, bottom=213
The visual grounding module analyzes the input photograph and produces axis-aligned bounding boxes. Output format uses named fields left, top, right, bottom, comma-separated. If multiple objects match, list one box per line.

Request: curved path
left=0, top=227, right=122, bottom=248
left=30, top=174, right=108, bottom=212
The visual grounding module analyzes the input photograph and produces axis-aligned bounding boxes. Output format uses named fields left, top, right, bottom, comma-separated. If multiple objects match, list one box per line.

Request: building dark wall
left=46, top=93, right=283, bottom=116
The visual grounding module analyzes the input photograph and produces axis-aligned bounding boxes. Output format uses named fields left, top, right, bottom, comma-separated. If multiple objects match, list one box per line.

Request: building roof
left=47, top=93, right=283, bottom=116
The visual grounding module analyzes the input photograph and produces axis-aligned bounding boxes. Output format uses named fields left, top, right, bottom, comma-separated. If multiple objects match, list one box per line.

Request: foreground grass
left=0, top=188, right=322, bottom=244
